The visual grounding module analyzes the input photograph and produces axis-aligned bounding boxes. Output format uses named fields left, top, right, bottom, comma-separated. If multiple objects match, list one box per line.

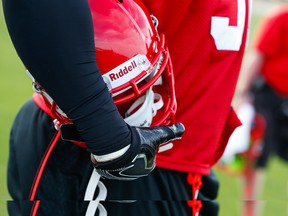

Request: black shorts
left=8, top=98, right=93, bottom=216
left=8, top=98, right=219, bottom=216
left=252, top=82, right=288, bottom=168
left=102, top=169, right=219, bottom=216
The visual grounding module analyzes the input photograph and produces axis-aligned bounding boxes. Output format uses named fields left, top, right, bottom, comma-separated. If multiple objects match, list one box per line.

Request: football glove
left=91, top=123, right=185, bottom=180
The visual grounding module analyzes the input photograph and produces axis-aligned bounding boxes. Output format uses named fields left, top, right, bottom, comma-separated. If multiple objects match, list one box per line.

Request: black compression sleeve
left=3, top=0, right=132, bottom=155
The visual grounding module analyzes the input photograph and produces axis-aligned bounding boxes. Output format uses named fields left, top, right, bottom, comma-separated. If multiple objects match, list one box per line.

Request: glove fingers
left=160, top=122, right=185, bottom=140
left=92, top=123, right=185, bottom=181
left=137, top=122, right=185, bottom=148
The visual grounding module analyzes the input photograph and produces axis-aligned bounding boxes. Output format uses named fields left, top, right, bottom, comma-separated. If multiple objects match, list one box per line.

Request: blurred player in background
left=3, top=0, right=184, bottom=215
left=236, top=3, right=288, bottom=216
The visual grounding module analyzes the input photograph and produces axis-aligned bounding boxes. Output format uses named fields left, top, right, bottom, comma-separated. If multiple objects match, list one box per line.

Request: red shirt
left=143, top=0, right=250, bottom=175
left=254, top=5, right=288, bottom=96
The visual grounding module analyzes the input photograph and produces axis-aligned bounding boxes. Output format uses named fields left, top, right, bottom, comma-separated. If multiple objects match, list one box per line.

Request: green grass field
left=1, top=1, right=288, bottom=216
left=0, top=2, right=33, bottom=215
left=215, top=157, right=288, bottom=216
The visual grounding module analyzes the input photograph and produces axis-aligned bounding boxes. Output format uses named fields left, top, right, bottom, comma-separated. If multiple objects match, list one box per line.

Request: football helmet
left=30, top=0, right=176, bottom=129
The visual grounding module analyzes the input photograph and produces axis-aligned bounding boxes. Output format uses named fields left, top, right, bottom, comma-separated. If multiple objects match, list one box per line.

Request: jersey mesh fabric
left=143, top=0, right=249, bottom=174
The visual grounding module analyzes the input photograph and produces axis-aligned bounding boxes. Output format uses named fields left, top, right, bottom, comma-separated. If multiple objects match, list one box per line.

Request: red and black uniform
left=4, top=0, right=146, bottom=215
left=8, top=98, right=94, bottom=216
left=4, top=0, right=250, bottom=216
left=103, top=0, right=251, bottom=215
left=250, top=5, right=288, bottom=167
left=147, top=0, right=250, bottom=204
left=254, top=5, right=288, bottom=97
left=3, top=0, right=133, bottom=215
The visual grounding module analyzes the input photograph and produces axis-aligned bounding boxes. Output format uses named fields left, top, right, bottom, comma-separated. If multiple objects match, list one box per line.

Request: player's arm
left=3, top=0, right=184, bottom=180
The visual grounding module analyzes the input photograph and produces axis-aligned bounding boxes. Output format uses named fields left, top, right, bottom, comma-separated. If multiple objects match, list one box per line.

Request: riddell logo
left=109, top=60, right=137, bottom=81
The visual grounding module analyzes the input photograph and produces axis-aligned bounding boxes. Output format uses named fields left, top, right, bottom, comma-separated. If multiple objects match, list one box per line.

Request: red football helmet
left=31, top=0, right=176, bottom=128
left=89, top=0, right=176, bottom=126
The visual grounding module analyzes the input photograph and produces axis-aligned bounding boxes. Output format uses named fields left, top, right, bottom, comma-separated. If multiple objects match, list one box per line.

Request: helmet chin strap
left=124, top=87, right=163, bottom=127
left=123, top=81, right=174, bottom=153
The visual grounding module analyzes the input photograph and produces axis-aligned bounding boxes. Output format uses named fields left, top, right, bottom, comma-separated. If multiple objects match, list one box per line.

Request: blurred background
left=1, top=1, right=33, bottom=215
left=0, top=0, right=287, bottom=216
left=216, top=0, right=288, bottom=215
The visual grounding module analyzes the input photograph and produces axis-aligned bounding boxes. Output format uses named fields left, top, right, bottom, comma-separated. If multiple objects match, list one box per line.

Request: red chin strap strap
left=29, top=93, right=82, bottom=215
left=28, top=130, right=61, bottom=215
left=32, top=93, right=87, bottom=148
left=187, top=173, right=203, bottom=216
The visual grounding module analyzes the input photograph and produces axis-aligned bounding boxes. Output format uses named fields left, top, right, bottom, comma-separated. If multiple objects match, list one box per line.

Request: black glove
left=91, top=123, right=185, bottom=180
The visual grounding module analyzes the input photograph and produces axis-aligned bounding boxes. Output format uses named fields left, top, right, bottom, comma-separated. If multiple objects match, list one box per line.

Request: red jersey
left=143, top=0, right=251, bottom=175
left=253, top=5, right=288, bottom=96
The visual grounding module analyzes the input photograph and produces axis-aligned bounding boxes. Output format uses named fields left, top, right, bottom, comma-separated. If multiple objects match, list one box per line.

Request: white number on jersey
left=84, top=170, right=107, bottom=216
left=211, top=0, right=250, bottom=51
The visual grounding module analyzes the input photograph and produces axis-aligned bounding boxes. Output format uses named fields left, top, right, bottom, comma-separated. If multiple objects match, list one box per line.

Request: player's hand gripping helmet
left=30, top=0, right=176, bottom=129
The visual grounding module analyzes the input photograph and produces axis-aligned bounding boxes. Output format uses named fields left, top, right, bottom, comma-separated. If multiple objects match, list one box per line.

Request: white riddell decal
left=109, top=60, right=137, bottom=81
left=103, top=54, right=151, bottom=90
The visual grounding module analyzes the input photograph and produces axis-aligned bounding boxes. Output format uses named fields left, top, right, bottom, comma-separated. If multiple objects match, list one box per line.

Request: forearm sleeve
left=3, top=0, right=131, bottom=155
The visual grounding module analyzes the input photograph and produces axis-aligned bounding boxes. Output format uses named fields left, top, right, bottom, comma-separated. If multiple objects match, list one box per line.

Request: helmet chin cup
left=124, top=87, right=164, bottom=127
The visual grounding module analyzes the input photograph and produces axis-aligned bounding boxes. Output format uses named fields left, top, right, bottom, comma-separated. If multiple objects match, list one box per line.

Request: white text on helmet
left=102, top=54, right=151, bottom=92
left=109, top=60, right=137, bottom=81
